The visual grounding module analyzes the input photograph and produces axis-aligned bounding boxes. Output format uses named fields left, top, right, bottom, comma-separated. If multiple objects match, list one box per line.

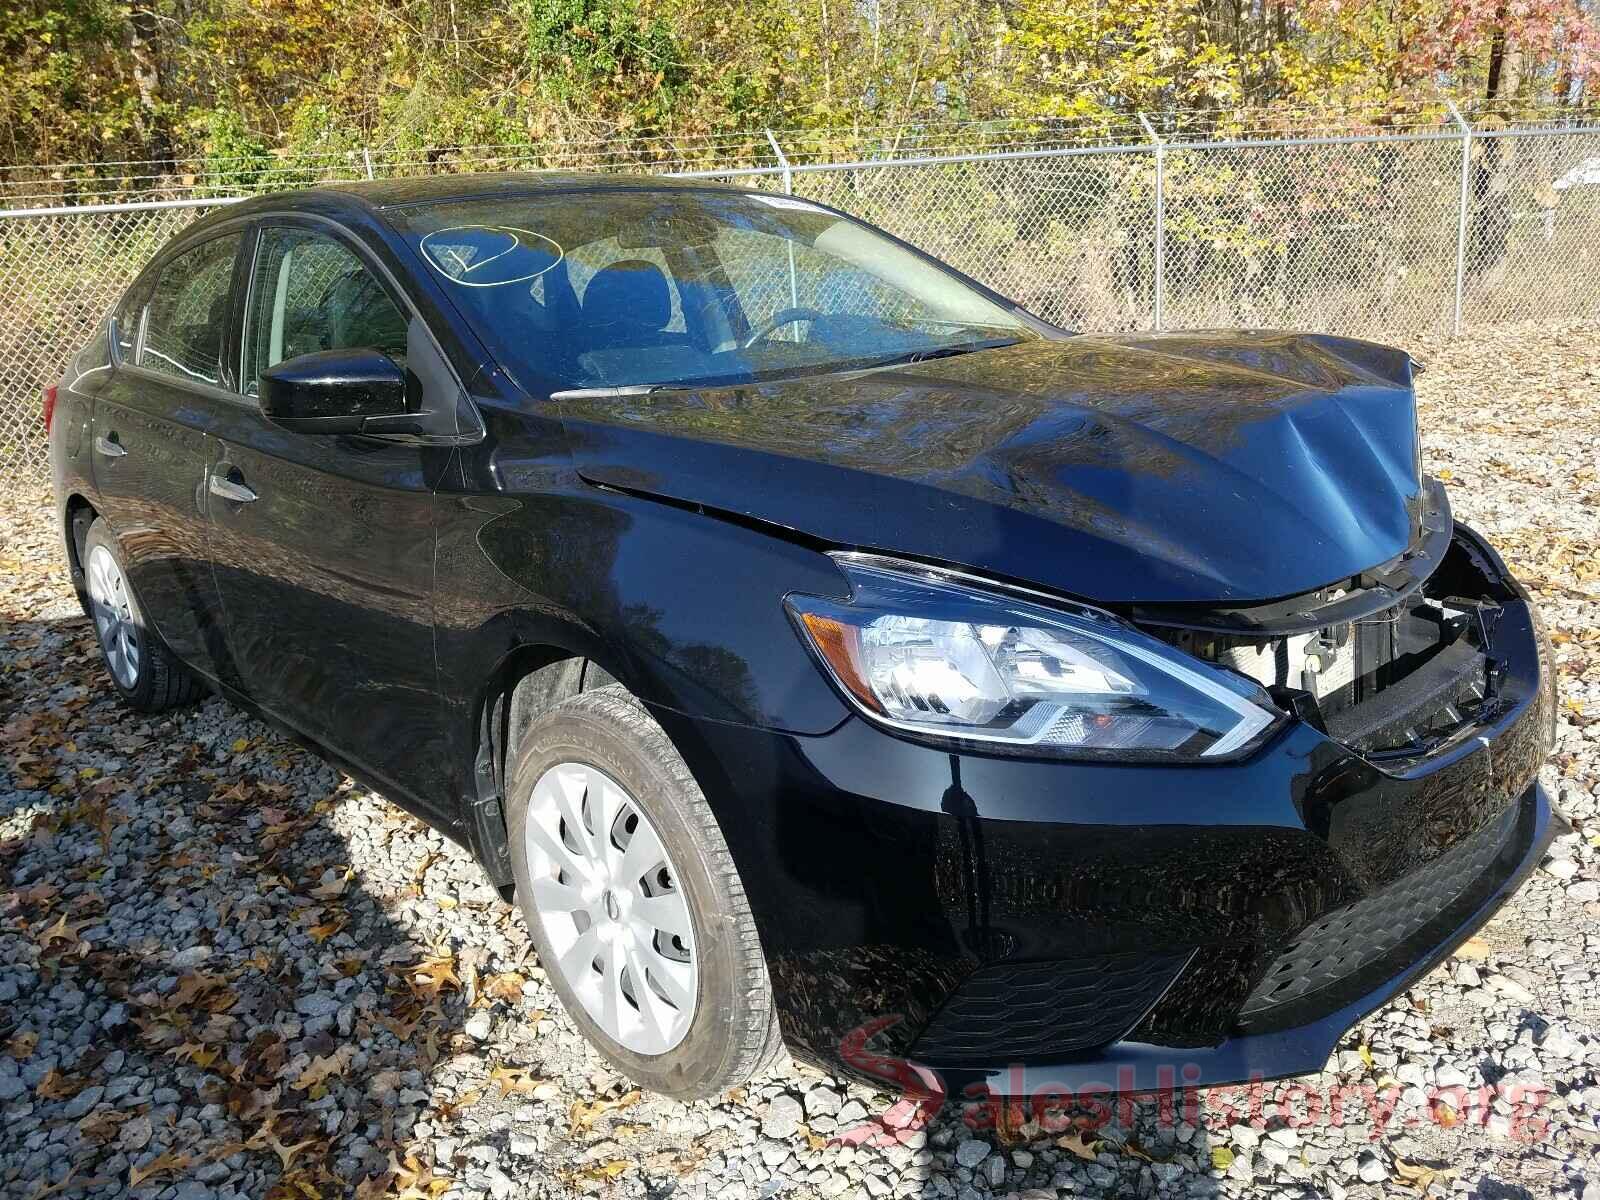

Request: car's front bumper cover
left=651, top=549, right=1559, bottom=1098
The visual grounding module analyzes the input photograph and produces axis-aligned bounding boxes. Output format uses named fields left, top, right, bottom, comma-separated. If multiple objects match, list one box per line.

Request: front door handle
left=94, top=435, right=127, bottom=459
left=208, top=471, right=258, bottom=505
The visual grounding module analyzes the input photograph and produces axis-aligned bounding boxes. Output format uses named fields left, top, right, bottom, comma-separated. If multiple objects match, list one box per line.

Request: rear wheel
left=505, top=684, right=781, bottom=1098
left=82, top=519, right=205, bottom=712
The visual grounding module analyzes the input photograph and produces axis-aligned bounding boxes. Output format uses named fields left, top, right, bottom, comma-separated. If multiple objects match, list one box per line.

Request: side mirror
left=259, top=348, right=412, bottom=435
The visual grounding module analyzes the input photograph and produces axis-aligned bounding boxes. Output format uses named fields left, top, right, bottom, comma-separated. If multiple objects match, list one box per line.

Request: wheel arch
left=465, top=641, right=626, bottom=889
left=62, top=493, right=99, bottom=610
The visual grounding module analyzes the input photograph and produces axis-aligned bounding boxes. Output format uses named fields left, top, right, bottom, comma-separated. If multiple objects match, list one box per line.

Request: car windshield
left=388, top=188, right=1033, bottom=395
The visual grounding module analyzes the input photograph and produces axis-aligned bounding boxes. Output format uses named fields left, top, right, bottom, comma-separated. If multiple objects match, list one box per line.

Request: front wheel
left=505, top=685, right=782, bottom=1098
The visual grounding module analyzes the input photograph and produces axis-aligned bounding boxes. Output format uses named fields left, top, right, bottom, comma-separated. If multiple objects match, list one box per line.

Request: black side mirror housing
left=259, top=348, right=412, bottom=435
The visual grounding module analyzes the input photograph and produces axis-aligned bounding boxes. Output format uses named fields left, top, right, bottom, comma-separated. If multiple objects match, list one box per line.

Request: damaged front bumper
left=652, top=521, right=1560, bottom=1096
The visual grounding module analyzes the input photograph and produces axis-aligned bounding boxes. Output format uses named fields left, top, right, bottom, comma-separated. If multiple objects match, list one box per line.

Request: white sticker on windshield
left=419, top=225, right=564, bottom=288
left=755, top=196, right=824, bottom=213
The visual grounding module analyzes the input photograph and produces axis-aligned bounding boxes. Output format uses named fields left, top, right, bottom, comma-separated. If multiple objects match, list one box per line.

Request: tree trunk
left=127, top=0, right=171, bottom=164
left=1484, top=0, right=1509, bottom=102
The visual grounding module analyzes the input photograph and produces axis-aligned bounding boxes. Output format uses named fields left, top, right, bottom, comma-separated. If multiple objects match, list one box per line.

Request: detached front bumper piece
left=653, top=531, right=1559, bottom=1096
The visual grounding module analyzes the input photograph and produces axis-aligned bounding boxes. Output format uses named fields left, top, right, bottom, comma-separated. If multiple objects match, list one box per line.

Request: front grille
left=1154, top=590, right=1494, bottom=757
left=910, top=950, right=1191, bottom=1065
left=1237, top=800, right=1518, bottom=1027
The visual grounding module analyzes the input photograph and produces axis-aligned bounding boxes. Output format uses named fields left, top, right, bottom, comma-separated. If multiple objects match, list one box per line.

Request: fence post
left=1447, top=100, right=1471, bottom=337
left=764, top=129, right=793, bottom=195
left=1138, top=113, right=1165, bottom=332
left=362, top=147, right=375, bottom=181
left=766, top=129, right=800, bottom=309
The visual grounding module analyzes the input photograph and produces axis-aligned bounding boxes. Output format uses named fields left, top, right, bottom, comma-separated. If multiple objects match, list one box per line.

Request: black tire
left=506, top=685, right=782, bottom=1099
left=81, top=518, right=205, bottom=713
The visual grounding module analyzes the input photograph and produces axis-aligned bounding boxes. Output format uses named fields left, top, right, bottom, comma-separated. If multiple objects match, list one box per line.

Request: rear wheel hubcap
left=523, top=762, right=697, bottom=1054
left=87, top=544, right=140, bottom=690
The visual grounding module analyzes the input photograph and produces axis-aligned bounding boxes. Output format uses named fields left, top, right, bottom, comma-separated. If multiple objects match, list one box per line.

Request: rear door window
left=138, top=234, right=243, bottom=388
left=243, top=227, right=409, bottom=397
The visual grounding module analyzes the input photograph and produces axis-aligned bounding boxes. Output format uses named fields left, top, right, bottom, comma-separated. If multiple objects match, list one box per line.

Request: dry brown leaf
left=309, top=869, right=351, bottom=900
left=34, top=913, right=84, bottom=950
left=167, top=1041, right=222, bottom=1070
left=128, top=1151, right=192, bottom=1187
left=246, top=1123, right=320, bottom=1172
left=1056, top=1129, right=1100, bottom=1161
left=5, top=1030, right=39, bottom=1059
left=579, top=1160, right=632, bottom=1181
left=1394, top=1158, right=1457, bottom=1191
left=570, top=1089, right=641, bottom=1131
left=480, top=972, right=527, bottom=1004
left=488, top=1065, right=543, bottom=1097
left=77, top=1108, right=132, bottom=1143
left=307, top=919, right=346, bottom=943
left=293, top=1045, right=354, bottom=1091
left=35, top=1070, right=83, bottom=1100
left=409, top=954, right=461, bottom=999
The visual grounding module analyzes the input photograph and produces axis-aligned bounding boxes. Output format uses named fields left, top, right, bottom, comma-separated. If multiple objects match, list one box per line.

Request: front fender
left=431, top=479, right=853, bottom=738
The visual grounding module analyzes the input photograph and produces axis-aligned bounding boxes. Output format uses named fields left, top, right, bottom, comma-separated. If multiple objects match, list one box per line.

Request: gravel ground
left=2, top=321, right=1599, bottom=1200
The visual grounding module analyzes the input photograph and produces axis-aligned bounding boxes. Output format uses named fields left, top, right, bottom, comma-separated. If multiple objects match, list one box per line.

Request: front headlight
left=786, top=554, right=1281, bottom=761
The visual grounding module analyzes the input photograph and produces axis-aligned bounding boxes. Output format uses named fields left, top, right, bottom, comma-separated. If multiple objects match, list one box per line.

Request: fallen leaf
left=35, top=913, right=85, bottom=950
left=1211, top=1146, right=1235, bottom=1170
left=488, top=1065, right=543, bottom=1097
left=5, top=1030, right=39, bottom=1059
left=409, top=954, right=460, bottom=999
left=246, top=1122, right=320, bottom=1172
left=78, top=1107, right=132, bottom=1142
left=128, top=1151, right=191, bottom=1187
left=310, top=876, right=348, bottom=900
left=1394, top=1158, right=1457, bottom=1191
left=1056, top=1129, right=1100, bottom=1161
left=293, top=1046, right=353, bottom=1091
left=570, top=1089, right=641, bottom=1131
left=577, top=1160, right=632, bottom=1182
left=307, top=919, right=346, bottom=943
left=35, top=1070, right=83, bottom=1100
left=481, top=972, right=526, bottom=1004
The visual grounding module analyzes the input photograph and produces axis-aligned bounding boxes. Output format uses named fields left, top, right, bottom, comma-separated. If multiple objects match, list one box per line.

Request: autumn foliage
left=0, top=0, right=1594, bottom=172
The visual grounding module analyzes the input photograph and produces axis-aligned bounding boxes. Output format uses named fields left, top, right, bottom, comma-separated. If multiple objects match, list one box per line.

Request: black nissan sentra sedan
left=48, top=174, right=1558, bottom=1102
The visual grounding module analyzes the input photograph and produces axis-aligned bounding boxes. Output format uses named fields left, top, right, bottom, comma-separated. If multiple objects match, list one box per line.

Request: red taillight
left=42, top=384, right=57, bottom=435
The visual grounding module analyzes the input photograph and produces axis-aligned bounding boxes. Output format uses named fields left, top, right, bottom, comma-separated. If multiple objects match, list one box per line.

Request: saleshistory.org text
left=832, top=1016, right=1552, bottom=1148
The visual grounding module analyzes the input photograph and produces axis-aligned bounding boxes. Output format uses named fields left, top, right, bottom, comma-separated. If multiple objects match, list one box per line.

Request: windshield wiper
left=549, top=383, right=692, bottom=400
left=857, top=337, right=1024, bottom=373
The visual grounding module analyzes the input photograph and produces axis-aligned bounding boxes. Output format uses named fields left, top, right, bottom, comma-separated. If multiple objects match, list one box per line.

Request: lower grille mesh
left=910, top=950, right=1191, bottom=1065
left=1238, top=801, right=1518, bottom=1025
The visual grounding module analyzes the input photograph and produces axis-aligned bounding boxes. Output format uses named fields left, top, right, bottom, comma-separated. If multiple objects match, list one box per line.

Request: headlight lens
left=787, top=555, right=1281, bottom=761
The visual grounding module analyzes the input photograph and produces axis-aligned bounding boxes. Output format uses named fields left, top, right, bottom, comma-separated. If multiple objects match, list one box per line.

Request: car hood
left=556, top=331, right=1426, bottom=604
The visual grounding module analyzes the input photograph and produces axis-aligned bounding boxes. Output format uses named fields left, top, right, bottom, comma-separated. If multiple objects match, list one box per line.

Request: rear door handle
left=208, top=471, right=258, bottom=505
left=94, top=435, right=127, bottom=459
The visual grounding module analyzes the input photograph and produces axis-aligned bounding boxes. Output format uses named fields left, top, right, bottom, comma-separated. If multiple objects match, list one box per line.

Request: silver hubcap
left=524, top=762, right=697, bottom=1054
left=87, top=544, right=140, bottom=690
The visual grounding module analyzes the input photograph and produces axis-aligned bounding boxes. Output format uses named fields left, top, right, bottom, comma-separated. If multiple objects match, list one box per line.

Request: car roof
left=225, top=170, right=741, bottom=216
left=175, top=171, right=762, bottom=247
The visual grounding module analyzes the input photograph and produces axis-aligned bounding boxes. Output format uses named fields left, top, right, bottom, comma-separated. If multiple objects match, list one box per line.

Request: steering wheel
left=741, top=306, right=828, bottom=349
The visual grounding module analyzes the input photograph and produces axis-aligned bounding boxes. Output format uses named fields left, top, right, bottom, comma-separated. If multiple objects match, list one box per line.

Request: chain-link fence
left=3, top=112, right=1598, bottom=490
